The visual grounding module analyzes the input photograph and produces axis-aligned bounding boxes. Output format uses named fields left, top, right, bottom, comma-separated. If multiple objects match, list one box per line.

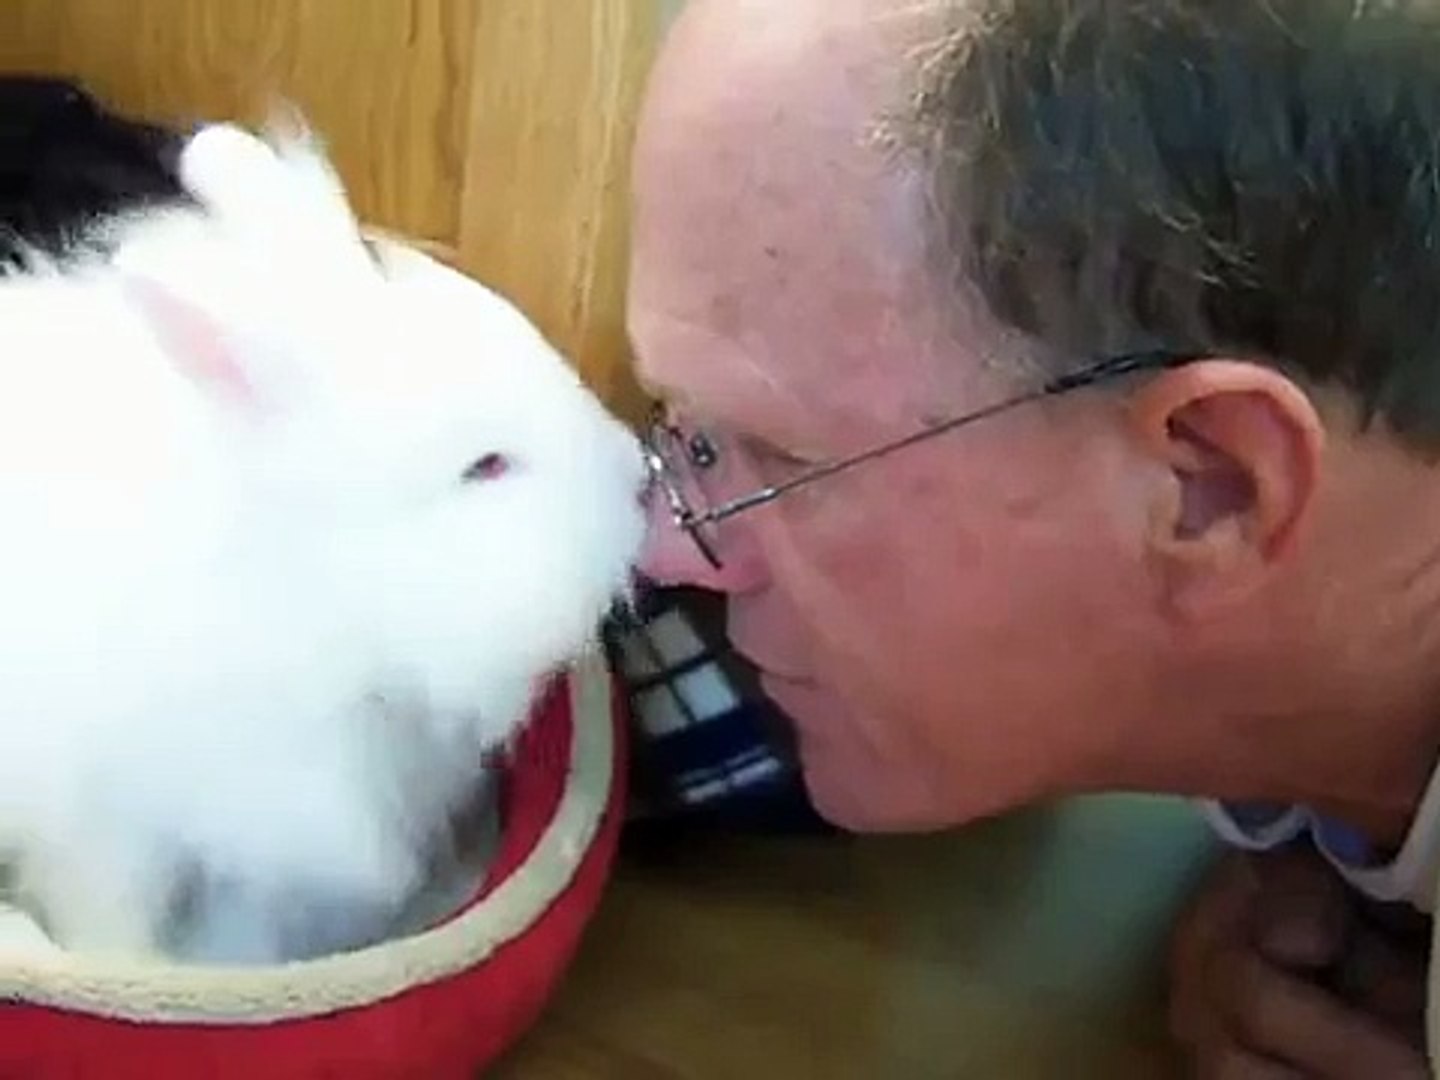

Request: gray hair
left=894, top=0, right=1440, bottom=449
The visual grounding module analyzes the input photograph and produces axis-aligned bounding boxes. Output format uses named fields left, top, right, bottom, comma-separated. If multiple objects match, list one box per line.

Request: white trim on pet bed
left=0, top=648, right=615, bottom=1025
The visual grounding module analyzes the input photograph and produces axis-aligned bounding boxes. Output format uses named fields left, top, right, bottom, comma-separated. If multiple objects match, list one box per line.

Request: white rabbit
left=0, top=119, right=648, bottom=964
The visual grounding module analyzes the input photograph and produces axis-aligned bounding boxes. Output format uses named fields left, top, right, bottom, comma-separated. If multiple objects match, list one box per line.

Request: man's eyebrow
left=635, top=381, right=718, bottom=423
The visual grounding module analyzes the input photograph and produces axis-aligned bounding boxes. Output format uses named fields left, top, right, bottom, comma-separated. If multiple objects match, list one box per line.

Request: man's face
left=628, top=2, right=1163, bottom=830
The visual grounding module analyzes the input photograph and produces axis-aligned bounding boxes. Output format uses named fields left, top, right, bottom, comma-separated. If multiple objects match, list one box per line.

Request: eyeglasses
left=642, top=349, right=1189, bottom=569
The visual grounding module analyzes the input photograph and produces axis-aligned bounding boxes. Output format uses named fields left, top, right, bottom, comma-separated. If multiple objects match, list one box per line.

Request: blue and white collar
left=1200, top=756, right=1440, bottom=912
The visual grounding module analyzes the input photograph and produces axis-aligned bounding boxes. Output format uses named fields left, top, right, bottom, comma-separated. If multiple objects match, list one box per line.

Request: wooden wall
left=0, top=0, right=659, bottom=420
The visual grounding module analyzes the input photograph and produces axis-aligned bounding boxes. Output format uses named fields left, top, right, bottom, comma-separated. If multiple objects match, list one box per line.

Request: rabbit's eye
left=463, top=453, right=509, bottom=482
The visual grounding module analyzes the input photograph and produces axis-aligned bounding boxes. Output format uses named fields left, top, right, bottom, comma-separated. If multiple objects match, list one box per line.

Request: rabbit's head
left=98, top=120, right=649, bottom=749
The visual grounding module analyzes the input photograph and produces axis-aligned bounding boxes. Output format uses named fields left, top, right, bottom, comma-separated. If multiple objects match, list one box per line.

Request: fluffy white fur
left=0, top=120, right=647, bottom=964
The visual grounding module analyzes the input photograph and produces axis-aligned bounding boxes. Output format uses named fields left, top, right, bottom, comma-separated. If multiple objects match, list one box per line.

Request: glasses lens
left=644, top=416, right=726, bottom=568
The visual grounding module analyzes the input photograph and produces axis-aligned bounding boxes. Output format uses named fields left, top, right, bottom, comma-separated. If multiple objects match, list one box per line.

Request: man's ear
left=1125, top=359, right=1325, bottom=616
left=120, top=275, right=269, bottom=416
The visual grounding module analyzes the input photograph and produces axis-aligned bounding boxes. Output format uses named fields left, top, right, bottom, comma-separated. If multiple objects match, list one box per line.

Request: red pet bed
left=0, top=651, right=628, bottom=1080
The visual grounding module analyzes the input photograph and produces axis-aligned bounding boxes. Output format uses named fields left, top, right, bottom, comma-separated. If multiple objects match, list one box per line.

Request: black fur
left=0, top=76, right=187, bottom=267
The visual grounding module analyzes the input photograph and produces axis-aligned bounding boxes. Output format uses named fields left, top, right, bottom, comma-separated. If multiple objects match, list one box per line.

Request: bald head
left=648, top=0, right=931, bottom=128
left=628, top=0, right=962, bottom=432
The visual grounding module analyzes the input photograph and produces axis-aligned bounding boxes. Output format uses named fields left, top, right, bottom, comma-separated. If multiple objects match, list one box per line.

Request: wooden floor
left=489, top=795, right=1220, bottom=1079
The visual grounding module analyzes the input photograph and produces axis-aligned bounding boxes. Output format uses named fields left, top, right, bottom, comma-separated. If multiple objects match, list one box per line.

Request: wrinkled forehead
left=629, top=0, right=973, bottom=432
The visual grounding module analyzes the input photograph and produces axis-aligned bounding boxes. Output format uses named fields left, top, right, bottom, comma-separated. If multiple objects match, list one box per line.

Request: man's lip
left=731, top=645, right=812, bottom=685
left=756, top=667, right=815, bottom=689
left=757, top=672, right=824, bottom=728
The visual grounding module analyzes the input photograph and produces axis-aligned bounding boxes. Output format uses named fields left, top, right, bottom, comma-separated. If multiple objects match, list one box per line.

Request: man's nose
left=637, top=486, right=763, bottom=593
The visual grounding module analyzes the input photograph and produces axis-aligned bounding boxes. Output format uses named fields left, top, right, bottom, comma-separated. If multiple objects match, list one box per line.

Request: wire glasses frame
left=642, top=350, right=1188, bottom=569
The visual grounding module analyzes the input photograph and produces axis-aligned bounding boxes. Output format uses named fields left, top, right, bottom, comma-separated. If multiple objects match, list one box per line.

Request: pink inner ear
left=122, top=275, right=262, bottom=411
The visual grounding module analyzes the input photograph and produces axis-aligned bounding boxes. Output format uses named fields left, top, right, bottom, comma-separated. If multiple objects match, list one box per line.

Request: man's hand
left=1166, top=845, right=1432, bottom=1079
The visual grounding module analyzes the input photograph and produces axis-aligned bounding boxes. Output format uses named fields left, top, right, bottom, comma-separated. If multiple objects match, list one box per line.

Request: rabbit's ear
left=179, top=119, right=374, bottom=284
left=121, top=274, right=267, bottom=414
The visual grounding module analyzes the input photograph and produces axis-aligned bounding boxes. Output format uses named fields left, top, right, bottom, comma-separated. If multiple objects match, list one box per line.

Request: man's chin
left=794, top=753, right=946, bottom=834
left=757, top=675, right=880, bottom=829
left=783, top=708, right=1017, bottom=834
left=783, top=718, right=940, bottom=833
left=758, top=673, right=995, bottom=831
